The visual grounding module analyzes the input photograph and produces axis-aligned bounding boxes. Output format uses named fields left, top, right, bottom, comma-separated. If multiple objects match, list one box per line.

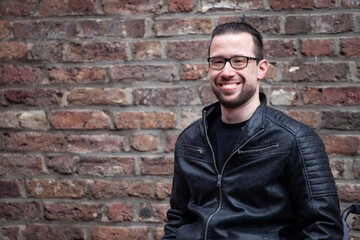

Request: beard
left=211, top=83, right=257, bottom=109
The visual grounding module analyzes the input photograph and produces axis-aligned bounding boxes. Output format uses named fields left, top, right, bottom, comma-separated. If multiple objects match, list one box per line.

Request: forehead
left=209, top=32, right=255, bottom=57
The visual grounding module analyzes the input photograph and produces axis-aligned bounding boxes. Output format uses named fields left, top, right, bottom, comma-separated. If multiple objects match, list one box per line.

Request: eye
left=211, top=58, right=224, bottom=64
left=232, top=57, right=247, bottom=63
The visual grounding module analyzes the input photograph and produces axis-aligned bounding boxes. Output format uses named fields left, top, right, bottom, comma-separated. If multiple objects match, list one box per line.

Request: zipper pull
left=217, top=175, right=222, bottom=187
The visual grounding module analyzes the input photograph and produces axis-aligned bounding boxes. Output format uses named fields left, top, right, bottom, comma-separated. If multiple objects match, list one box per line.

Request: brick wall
left=0, top=0, right=359, bottom=239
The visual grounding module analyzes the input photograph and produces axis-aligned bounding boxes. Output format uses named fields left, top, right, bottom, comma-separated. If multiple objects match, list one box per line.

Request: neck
left=220, top=97, right=260, bottom=124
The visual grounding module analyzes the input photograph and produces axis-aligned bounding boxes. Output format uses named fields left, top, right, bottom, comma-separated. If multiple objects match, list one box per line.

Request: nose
left=221, top=61, right=236, bottom=78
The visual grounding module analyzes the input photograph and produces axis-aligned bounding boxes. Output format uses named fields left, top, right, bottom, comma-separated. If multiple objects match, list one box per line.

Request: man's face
left=209, top=32, right=267, bottom=109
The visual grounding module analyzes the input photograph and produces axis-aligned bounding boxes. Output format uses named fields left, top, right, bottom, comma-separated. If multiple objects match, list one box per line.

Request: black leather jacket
left=163, top=93, right=343, bottom=240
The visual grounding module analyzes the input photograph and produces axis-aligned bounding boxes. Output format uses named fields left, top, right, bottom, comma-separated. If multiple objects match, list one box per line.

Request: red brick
left=164, top=131, right=181, bottom=152
left=27, top=179, right=87, bottom=198
left=114, top=112, right=176, bottom=129
left=38, top=0, right=68, bottom=16
left=321, top=111, right=360, bottom=130
left=141, top=156, right=174, bottom=175
left=0, top=110, right=47, bottom=129
left=302, top=87, right=360, bottom=106
left=301, top=39, right=333, bottom=56
left=4, top=88, right=63, bottom=107
left=64, top=42, right=127, bottom=62
left=110, top=65, right=176, bottom=82
left=354, top=160, right=360, bottom=179
left=66, top=134, right=125, bottom=153
left=50, top=110, right=110, bottom=129
left=199, top=84, right=217, bottom=105
left=77, top=156, right=135, bottom=176
left=0, top=226, right=18, bottom=240
left=270, top=88, right=298, bottom=106
left=329, top=159, right=347, bottom=179
left=321, top=135, right=360, bottom=155
left=0, top=65, right=44, bottom=85
left=337, top=183, right=360, bottom=202
left=0, top=21, right=11, bottom=38
left=264, top=39, right=296, bottom=57
left=139, top=203, right=168, bottom=223
left=44, top=202, right=101, bottom=221
left=133, top=88, right=194, bottom=106
left=68, top=0, right=97, bottom=15
left=4, top=132, right=64, bottom=152
left=91, top=226, right=149, bottom=240
left=0, top=153, right=43, bottom=176
left=67, top=88, right=127, bottom=106
left=341, top=0, right=360, bottom=7
left=0, top=42, right=28, bottom=61
left=155, top=180, right=172, bottom=200
left=0, top=202, right=39, bottom=221
left=48, top=67, right=106, bottom=84
left=269, top=0, right=335, bottom=10
left=91, top=180, right=153, bottom=199
left=341, top=37, right=360, bottom=57
left=81, top=19, right=145, bottom=38
left=131, top=134, right=158, bottom=152
left=180, top=64, right=208, bottom=81
left=0, top=180, right=22, bottom=197
left=47, top=155, right=76, bottom=174
left=282, top=62, right=349, bottom=82
left=24, top=224, right=84, bottom=240
left=168, top=0, right=195, bottom=12
left=202, top=0, right=263, bottom=11
left=133, top=41, right=162, bottom=60
left=154, top=18, right=211, bottom=37
left=0, top=0, right=35, bottom=16
left=265, top=63, right=278, bottom=81
left=107, top=203, right=134, bottom=222
left=167, top=40, right=209, bottom=60
left=102, top=0, right=162, bottom=14
left=285, top=110, right=318, bottom=128
left=154, top=227, right=165, bottom=240
left=29, top=43, right=63, bottom=63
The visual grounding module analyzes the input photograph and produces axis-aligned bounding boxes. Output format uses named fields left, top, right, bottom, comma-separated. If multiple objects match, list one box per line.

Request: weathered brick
left=0, top=226, right=18, bottom=240
left=341, top=0, right=360, bottom=7
left=4, top=132, right=64, bottom=152
left=341, top=37, right=360, bottom=57
left=282, top=62, right=349, bottom=82
left=302, top=87, right=360, bottom=106
left=50, top=110, right=110, bottom=129
left=28, top=43, right=63, bottom=63
left=270, top=88, right=298, bottom=106
left=131, top=134, right=158, bottom=152
left=285, top=110, right=318, bottom=128
left=63, top=42, right=128, bottom=62
left=68, top=0, right=97, bottom=15
left=0, top=21, right=11, bottom=38
left=0, top=65, right=44, bottom=85
left=13, top=20, right=78, bottom=40
left=132, top=41, right=162, bottom=60
left=322, top=135, right=360, bottom=155
left=77, top=156, right=135, bottom=176
left=264, top=39, right=296, bottom=58
left=0, top=202, right=39, bottom=221
left=66, top=134, right=126, bottom=153
left=103, top=0, right=162, bottom=14
left=354, top=160, right=360, bottom=179
left=167, top=40, right=209, bottom=60
left=201, top=0, right=263, bottom=12
left=47, top=155, right=76, bottom=174
left=44, top=202, right=101, bottom=221
left=168, top=0, right=195, bottom=12
left=141, top=156, right=174, bottom=175
left=67, top=88, right=127, bottom=106
left=27, top=179, right=87, bottom=198
left=110, top=65, right=176, bottom=82
left=321, top=111, right=360, bottom=130
left=0, top=180, right=22, bottom=197
left=154, top=227, right=164, bottom=240
left=265, top=63, right=278, bottom=81
left=155, top=180, right=172, bottom=200
left=91, top=180, right=153, bottom=199
left=180, top=64, right=208, bottom=81
left=133, top=88, right=194, bottom=106
left=48, top=67, right=106, bottom=84
left=139, top=203, right=168, bottom=223
left=164, top=131, right=181, bottom=152
left=0, top=110, right=47, bottom=129
left=269, top=0, right=335, bottom=10
left=4, top=88, right=63, bottom=107
left=285, top=14, right=354, bottom=34
left=0, top=0, right=35, bottom=16
left=181, top=107, right=202, bottom=128
left=337, top=183, right=360, bottom=202
left=300, top=39, right=333, bottom=56
left=154, top=18, right=212, bottom=37
left=0, top=153, right=43, bottom=176
left=329, top=159, right=354, bottom=179
left=199, top=84, right=217, bottom=105
left=114, top=112, right=176, bottom=129
left=107, top=203, right=134, bottom=222
left=0, top=42, right=28, bottom=61
left=24, top=224, right=84, bottom=240
left=91, top=226, right=149, bottom=240
left=38, top=0, right=67, bottom=16
left=81, top=19, right=145, bottom=38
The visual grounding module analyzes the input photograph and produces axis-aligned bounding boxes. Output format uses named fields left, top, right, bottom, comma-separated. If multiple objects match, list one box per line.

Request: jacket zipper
left=237, top=143, right=279, bottom=154
left=203, top=116, right=265, bottom=240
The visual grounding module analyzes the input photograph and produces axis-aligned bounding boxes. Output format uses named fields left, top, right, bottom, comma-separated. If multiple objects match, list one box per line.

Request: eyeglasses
left=207, top=56, right=259, bottom=70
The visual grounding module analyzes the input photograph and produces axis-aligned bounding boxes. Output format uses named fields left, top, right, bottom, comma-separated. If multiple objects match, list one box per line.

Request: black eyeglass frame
left=207, top=56, right=260, bottom=70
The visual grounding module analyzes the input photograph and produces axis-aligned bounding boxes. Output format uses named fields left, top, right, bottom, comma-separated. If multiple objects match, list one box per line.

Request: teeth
left=220, top=83, right=239, bottom=89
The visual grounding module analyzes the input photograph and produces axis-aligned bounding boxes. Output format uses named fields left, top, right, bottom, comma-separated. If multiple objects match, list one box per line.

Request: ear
left=257, top=59, right=269, bottom=80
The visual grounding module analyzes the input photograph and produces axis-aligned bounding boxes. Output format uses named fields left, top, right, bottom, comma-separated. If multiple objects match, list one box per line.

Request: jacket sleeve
left=287, top=126, right=343, bottom=240
left=162, top=142, right=196, bottom=240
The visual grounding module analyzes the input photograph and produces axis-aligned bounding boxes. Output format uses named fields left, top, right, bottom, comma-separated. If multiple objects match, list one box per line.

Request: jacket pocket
left=180, top=144, right=208, bottom=162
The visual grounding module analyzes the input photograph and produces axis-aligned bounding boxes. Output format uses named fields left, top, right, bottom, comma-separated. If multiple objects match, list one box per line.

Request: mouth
left=218, top=82, right=241, bottom=90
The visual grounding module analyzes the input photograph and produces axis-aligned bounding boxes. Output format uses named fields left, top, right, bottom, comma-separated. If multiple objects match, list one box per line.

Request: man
left=162, top=22, right=343, bottom=239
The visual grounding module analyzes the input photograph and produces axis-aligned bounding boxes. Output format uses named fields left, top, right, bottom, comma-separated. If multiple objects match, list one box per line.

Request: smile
left=219, top=83, right=241, bottom=89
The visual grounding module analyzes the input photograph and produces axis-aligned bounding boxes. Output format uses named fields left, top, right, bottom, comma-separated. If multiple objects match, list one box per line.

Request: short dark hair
left=209, top=22, right=264, bottom=60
